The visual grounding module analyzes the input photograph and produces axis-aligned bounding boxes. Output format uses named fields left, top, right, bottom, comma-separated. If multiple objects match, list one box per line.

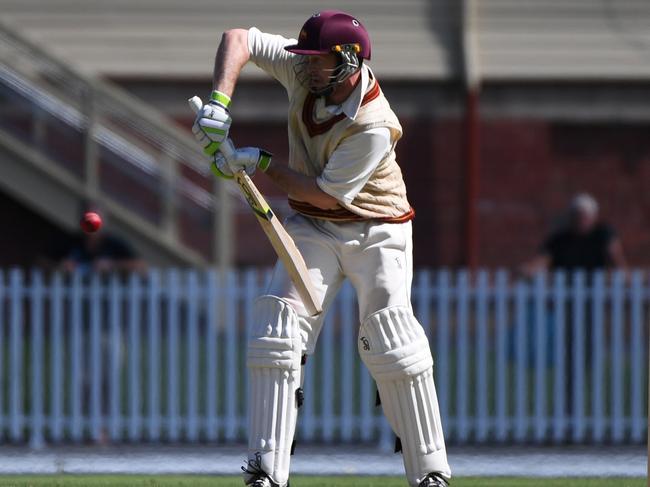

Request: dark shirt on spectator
left=542, top=223, right=615, bottom=271
left=50, top=232, right=139, bottom=273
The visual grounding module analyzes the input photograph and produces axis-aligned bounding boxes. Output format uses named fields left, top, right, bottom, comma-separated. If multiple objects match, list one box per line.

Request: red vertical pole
left=464, top=88, right=480, bottom=270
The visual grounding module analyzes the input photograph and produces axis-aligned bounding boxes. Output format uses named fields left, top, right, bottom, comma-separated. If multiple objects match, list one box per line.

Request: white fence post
left=29, top=270, right=44, bottom=448
left=224, top=270, right=238, bottom=441
left=9, top=268, right=24, bottom=443
left=109, top=273, right=122, bottom=441
left=166, top=269, right=180, bottom=441
left=186, top=270, right=200, bottom=442
left=127, top=273, right=142, bottom=441
left=514, top=279, right=528, bottom=442
left=70, top=271, right=83, bottom=442
left=494, top=269, right=509, bottom=442
left=571, top=271, right=586, bottom=442
left=147, top=270, right=162, bottom=441
left=552, top=271, right=567, bottom=443
left=435, top=270, right=451, bottom=440
left=89, top=273, right=102, bottom=442
left=475, top=270, right=489, bottom=442
left=630, top=270, right=645, bottom=442
left=50, top=272, right=64, bottom=442
left=611, top=270, right=625, bottom=442
left=456, top=270, right=470, bottom=442
left=205, top=270, right=219, bottom=441
left=591, top=271, right=606, bottom=443
left=533, top=272, right=547, bottom=442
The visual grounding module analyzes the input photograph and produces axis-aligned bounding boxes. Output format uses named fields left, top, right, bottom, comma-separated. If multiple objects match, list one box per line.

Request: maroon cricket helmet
left=285, top=10, right=372, bottom=60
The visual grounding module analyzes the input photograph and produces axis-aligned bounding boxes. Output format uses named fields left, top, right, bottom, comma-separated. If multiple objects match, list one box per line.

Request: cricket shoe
left=418, top=472, right=450, bottom=487
left=242, top=453, right=288, bottom=487
left=248, top=476, right=281, bottom=487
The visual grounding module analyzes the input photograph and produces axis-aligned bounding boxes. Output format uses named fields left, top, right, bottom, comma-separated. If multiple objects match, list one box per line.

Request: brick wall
left=220, top=117, right=650, bottom=269
left=477, top=120, right=650, bottom=268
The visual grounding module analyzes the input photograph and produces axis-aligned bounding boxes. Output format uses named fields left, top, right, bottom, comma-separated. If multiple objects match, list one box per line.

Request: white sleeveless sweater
left=286, top=77, right=414, bottom=222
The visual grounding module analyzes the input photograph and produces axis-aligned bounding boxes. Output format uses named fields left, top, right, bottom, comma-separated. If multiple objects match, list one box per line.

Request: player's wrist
left=209, top=90, right=231, bottom=110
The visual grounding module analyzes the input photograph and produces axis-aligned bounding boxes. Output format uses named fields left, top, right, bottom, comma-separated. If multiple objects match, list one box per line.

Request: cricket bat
left=189, top=96, right=322, bottom=316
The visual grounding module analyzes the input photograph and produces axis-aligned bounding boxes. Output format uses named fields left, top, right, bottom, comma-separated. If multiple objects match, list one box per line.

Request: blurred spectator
left=50, top=202, right=145, bottom=274
left=519, top=193, right=626, bottom=277
left=518, top=193, right=627, bottom=422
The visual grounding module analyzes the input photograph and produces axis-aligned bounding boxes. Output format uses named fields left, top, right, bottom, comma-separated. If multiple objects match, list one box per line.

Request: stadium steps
left=0, top=22, right=234, bottom=266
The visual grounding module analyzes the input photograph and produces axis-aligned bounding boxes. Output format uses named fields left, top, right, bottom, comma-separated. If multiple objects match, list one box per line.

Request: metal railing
left=0, top=268, right=647, bottom=449
left=0, top=22, right=240, bottom=266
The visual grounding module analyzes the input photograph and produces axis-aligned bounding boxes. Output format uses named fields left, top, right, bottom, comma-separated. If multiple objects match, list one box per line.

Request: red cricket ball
left=80, top=211, right=102, bottom=233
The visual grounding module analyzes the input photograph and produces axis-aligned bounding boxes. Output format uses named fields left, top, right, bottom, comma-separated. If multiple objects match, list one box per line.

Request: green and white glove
left=191, top=90, right=232, bottom=156
left=231, top=147, right=272, bottom=177
left=210, top=151, right=235, bottom=179
left=211, top=147, right=272, bottom=179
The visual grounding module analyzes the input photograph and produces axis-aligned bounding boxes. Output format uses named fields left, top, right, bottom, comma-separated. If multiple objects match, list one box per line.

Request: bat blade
left=234, top=170, right=322, bottom=316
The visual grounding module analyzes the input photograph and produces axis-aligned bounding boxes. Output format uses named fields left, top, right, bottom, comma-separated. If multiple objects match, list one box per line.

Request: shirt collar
left=323, top=64, right=370, bottom=120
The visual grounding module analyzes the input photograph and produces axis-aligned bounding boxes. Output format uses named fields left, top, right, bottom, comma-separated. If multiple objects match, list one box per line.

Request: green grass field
left=0, top=476, right=643, bottom=487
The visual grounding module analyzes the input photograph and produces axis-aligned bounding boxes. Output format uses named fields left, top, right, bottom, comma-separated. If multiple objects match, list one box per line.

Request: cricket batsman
left=191, top=10, right=451, bottom=487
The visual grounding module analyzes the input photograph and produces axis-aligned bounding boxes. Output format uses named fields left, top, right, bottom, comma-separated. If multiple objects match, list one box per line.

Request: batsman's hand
left=210, top=152, right=235, bottom=179
left=191, top=91, right=232, bottom=157
left=229, top=147, right=272, bottom=177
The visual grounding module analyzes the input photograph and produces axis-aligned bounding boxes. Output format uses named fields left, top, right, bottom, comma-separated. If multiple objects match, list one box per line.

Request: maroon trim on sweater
left=289, top=198, right=415, bottom=223
left=301, top=81, right=381, bottom=137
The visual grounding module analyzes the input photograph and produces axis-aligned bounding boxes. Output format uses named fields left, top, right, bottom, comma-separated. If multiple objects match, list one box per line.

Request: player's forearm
left=212, top=29, right=250, bottom=97
left=265, top=164, right=339, bottom=210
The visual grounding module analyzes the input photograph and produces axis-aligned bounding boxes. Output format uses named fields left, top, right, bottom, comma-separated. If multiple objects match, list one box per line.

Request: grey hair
left=571, top=193, right=599, bottom=216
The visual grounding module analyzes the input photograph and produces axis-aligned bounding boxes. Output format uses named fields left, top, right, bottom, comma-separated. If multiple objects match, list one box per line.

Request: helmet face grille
left=293, top=51, right=361, bottom=97
left=333, top=49, right=361, bottom=84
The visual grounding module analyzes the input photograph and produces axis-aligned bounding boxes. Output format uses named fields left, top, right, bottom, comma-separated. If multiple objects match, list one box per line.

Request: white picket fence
left=0, top=268, right=647, bottom=449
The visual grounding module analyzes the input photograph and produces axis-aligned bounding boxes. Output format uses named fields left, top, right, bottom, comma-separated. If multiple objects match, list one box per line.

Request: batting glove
left=229, top=147, right=272, bottom=177
left=191, top=90, right=232, bottom=156
left=210, top=152, right=235, bottom=179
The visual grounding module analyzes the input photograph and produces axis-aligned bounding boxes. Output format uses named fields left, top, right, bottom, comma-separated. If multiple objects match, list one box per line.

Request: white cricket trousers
left=251, top=213, right=451, bottom=486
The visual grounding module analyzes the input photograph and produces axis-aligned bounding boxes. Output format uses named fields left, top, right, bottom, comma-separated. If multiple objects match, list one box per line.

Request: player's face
left=306, top=53, right=338, bottom=91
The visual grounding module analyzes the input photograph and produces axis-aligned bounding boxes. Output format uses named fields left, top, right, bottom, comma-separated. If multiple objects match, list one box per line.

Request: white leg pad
left=246, top=296, right=302, bottom=487
left=359, top=306, right=451, bottom=486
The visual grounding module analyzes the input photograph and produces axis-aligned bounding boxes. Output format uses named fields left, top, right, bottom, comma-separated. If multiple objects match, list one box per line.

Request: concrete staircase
left=0, top=22, right=235, bottom=267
